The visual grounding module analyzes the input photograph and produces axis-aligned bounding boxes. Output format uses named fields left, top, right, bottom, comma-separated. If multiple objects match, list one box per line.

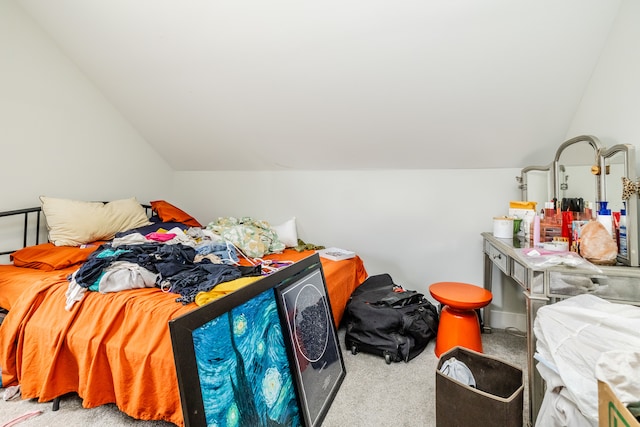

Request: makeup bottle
left=533, top=214, right=540, bottom=247
left=597, top=201, right=613, bottom=238
left=619, top=203, right=627, bottom=256
left=544, top=202, right=555, bottom=219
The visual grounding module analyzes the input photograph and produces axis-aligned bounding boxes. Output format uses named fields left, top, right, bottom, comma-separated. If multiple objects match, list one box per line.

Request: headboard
left=0, top=204, right=152, bottom=257
left=0, top=207, right=44, bottom=256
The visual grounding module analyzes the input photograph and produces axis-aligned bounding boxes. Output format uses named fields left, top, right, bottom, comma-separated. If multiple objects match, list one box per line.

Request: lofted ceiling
left=16, top=0, right=621, bottom=171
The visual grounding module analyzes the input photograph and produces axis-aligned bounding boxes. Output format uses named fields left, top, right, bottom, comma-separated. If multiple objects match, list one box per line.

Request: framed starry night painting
left=169, top=254, right=343, bottom=427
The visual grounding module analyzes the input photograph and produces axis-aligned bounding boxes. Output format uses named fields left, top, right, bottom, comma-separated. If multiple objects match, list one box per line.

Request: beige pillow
left=40, top=196, right=151, bottom=246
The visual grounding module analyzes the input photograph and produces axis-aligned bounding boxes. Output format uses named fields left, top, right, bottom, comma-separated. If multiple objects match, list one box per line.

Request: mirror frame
left=552, top=135, right=603, bottom=205
left=519, top=164, right=553, bottom=212
left=600, top=144, right=638, bottom=266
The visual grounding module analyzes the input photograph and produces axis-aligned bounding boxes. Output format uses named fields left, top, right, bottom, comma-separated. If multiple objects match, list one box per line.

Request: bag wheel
left=351, top=344, right=358, bottom=355
left=384, top=352, right=392, bottom=364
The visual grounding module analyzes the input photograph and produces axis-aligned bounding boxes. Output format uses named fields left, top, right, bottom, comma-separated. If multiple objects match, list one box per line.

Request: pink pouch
left=145, top=232, right=177, bottom=242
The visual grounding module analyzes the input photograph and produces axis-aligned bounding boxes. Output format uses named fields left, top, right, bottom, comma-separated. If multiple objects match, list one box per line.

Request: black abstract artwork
left=276, top=266, right=345, bottom=427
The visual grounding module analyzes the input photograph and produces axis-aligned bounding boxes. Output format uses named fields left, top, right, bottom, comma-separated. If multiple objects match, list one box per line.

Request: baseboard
left=487, top=310, right=526, bottom=333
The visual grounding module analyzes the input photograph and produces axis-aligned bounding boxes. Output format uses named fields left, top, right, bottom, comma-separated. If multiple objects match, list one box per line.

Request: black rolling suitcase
left=344, top=274, right=438, bottom=364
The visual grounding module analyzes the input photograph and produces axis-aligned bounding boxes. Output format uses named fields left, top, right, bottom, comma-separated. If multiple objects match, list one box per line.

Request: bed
left=0, top=198, right=367, bottom=426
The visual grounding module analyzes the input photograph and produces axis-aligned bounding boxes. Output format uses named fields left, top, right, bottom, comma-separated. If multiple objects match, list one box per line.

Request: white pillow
left=272, top=217, right=298, bottom=248
left=40, top=196, right=151, bottom=246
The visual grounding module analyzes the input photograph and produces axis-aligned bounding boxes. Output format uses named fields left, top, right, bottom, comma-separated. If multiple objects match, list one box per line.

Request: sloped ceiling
left=17, top=0, right=621, bottom=171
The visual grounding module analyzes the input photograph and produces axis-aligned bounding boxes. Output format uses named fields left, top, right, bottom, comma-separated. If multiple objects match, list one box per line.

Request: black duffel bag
left=344, top=274, right=439, bottom=364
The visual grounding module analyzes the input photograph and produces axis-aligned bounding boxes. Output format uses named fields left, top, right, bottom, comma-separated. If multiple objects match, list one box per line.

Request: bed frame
left=0, top=204, right=153, bottom=256
left=0, top=207, right=44, bottom=256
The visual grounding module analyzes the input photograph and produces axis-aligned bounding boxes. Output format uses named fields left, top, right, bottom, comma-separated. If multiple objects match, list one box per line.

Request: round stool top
left=429, top=282, right=493, bottom=310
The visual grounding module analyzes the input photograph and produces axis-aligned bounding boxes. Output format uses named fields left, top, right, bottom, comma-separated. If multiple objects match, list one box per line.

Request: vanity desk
left=493, top=134, right=640, bottom=424
left=482, top=231, right=640, bottom=425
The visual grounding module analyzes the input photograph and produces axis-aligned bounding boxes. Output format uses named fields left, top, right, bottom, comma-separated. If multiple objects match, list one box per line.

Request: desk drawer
left=488, top=244, right=509, bottom=275
left=511, top=259, right=528, bottom=290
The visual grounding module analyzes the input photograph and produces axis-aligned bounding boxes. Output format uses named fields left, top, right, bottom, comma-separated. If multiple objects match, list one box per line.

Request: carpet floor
left=0, top=327, right=529, bottom=427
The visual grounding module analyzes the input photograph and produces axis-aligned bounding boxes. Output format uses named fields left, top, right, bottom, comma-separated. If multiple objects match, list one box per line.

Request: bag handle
left=375, top=291, right=424, bottom=307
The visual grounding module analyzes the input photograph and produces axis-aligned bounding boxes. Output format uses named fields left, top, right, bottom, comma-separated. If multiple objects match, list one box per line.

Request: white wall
left=173, top=168, right=524, bottom=327
left=567, top=0, right=640, bottom=149
left=0, top=1, right=173, bottom=212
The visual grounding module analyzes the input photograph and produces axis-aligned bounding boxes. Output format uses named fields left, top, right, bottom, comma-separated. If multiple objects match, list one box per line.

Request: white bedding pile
left=533, top=294, right=640, bottom=426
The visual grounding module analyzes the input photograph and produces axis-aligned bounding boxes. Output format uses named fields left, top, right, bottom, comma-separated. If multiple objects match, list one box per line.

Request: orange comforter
left=0, top=250, right=366, bottom=426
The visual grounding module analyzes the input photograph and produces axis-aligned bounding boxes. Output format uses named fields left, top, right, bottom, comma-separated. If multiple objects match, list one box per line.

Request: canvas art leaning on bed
left=0, top=197, right=367, bottom=426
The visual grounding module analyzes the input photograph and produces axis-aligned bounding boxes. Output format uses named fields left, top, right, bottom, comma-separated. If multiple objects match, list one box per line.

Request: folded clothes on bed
left=65, top=242, right=263, bottom=309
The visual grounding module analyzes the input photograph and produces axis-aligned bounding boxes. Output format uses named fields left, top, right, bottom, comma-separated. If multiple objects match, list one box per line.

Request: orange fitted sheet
left=0, top=265, right=77, bottom=311
left=0, top=249, right=366, bottom=425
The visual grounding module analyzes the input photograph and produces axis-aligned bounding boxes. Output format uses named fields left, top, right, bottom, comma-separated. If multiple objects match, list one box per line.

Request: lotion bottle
left=619, top=203, right=627, bottom=256
left=597, top=201, right=613, bottom=238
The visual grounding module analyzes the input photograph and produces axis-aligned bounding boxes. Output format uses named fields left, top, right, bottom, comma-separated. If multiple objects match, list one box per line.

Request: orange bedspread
left=0, top=250, right=366, bottom=426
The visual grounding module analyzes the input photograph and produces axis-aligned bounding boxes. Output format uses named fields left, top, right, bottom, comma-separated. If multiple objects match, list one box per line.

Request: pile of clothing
left=64, top=222, right=271, bottom=310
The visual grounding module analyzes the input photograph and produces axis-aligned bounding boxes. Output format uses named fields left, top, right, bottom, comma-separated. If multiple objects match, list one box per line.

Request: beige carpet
left=0, top=328, right=529, bottom=427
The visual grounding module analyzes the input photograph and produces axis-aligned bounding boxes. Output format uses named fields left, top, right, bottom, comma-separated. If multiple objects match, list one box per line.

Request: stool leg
left=476, top=308, right=484, bottom=332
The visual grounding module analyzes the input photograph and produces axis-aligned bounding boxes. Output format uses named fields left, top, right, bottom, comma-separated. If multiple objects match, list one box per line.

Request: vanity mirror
left=600, top=145, right=628, bottom=212
left=553, top=135, right=602, bottom=211
left=518, top=135, right=602, bottom=216
left=600, top=144, right=638, bottom=266
left=518, top=165, right=552, bottom=215
left=519, top=135, right=640, bottom=267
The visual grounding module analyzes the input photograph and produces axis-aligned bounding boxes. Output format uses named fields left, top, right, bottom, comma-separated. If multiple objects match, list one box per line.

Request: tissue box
left=508, top=208, right=536, bottom=220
